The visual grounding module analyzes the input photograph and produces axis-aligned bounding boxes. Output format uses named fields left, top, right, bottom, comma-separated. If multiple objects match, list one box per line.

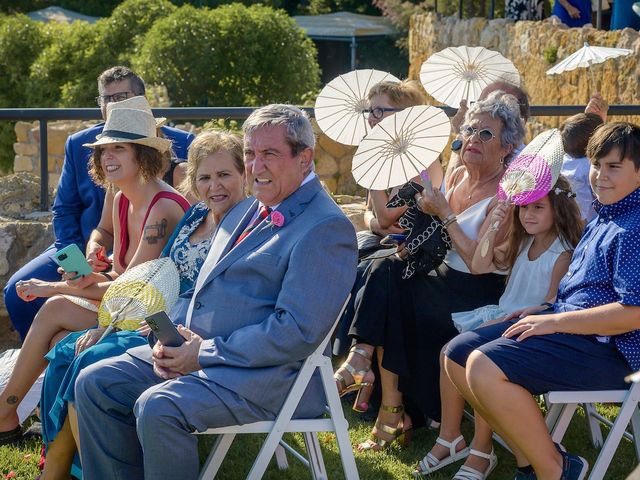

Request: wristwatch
left=451, top=138, right=463, bottom=152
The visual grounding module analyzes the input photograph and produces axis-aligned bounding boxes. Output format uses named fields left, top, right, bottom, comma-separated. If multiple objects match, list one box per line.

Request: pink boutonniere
left=270, top=211, right=285, bottom=227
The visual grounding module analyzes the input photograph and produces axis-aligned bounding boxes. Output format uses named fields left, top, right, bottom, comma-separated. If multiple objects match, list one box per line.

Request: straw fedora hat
left=84, top=107, right=173, bottom=153
left=106, top=95, right=167, bottom=127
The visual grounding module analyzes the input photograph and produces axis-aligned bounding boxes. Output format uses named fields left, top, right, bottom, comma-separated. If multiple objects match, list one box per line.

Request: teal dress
left=40, top=202, right=211, bottom=478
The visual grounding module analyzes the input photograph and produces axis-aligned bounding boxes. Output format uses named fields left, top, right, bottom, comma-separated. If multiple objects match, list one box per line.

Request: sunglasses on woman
left=364, top=107, right=403, bottom=120
left=460, top=125, right=496, bottom=143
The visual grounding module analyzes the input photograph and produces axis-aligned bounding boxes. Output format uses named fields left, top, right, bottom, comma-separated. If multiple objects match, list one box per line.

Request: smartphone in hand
left=380, top=233, right=407, bottom=246
left=53, top=244, right=93, bottom=279
left=145, top=311, right=185, bottom=347
left=419, top=170, right=432, bottom=194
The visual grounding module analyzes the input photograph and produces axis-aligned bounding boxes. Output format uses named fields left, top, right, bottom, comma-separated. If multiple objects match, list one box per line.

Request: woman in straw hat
left=37, top=129, right=247, bottom=479
left=0, top=106, right=190, bottom=450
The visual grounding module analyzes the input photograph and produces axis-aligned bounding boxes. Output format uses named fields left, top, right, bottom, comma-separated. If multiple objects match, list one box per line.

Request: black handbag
left=387, top=181, right=452, bottom=279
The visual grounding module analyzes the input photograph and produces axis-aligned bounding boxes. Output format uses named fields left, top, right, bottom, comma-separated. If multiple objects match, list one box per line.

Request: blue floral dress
left=40, top=202, right=211, bottom=478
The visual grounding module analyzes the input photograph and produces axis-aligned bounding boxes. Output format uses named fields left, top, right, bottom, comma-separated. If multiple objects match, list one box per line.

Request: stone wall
left=12, top=120, right=364, bottom=199
left=409, top=13, right=640, bottom=135
left=0, top=172, right=53, bottom=349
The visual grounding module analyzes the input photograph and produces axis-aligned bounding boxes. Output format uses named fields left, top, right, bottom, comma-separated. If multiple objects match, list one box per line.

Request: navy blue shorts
left=445, top=320, right=631, bottom=394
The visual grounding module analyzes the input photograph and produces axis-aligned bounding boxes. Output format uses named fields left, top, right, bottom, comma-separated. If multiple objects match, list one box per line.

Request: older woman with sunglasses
left=344, top=91, right=524, bottom=453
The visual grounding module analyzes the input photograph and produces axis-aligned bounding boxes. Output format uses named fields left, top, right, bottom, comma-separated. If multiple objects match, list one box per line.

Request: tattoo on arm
left=144, top=219, right=168, bottom=245
left=6, top=395, right=18, bottom=405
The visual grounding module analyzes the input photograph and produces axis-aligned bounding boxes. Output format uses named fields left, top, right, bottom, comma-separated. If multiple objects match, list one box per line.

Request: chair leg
left=549, top=403, right=578, bottom=445
left=545, top=403, right=563, bottom=432
left=199, top=433, right=236, bottom=480
left=275, top=444, right=289, bottom=470
left=630, top=405, right=640, bottom=463
left=583, top=403, right=604, bottom=448
left=320, top=356, right=360, bottom=480
left=589, top=396, right=639, bottom=480
left=303, top=432, right=327, bottom=480
left=246, top=433, right=284, bottom=480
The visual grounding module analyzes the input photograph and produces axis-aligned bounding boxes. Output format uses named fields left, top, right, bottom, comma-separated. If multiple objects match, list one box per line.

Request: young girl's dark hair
left=501, top=175, right=584, bottom=270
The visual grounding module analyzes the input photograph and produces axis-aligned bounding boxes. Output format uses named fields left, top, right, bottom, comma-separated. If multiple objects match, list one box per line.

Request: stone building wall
left=409, top=13, right=640, bottom=137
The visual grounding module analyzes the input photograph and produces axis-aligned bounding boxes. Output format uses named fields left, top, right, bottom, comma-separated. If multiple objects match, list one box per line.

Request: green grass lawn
left=0, top=402, right=637, bottom=479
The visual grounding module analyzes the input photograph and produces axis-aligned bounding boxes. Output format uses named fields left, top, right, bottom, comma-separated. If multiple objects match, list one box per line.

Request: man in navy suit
left=3, top=66, right=194, bottom=339
left=75, top=104, right=358, bottom=479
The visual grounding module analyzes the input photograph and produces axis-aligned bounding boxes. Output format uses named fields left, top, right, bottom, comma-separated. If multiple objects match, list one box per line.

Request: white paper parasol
left=314, top=69, right=400, bottom=146
left=420, top=46, right=521, bottom=107
left=351, top=105, right=450, bottom=190
left=546, top=42, right=633, bottom=75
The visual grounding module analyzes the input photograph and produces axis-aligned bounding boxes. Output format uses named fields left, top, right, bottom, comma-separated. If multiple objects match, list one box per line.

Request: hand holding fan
left=97, top=258, right=181, bottom=342
left=480, top=129, right=564, bottom=257
left=498, top=128, right=564, bottom=205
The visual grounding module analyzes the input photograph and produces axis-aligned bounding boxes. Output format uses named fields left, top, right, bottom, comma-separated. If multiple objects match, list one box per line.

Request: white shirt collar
left=260, top=171, right=316, bottom=211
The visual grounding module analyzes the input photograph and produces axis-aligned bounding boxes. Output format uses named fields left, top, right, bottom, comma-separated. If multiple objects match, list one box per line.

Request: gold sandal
left=356, top=404, right=413, bottom=452
left=334, top=346, right=374, bottom=412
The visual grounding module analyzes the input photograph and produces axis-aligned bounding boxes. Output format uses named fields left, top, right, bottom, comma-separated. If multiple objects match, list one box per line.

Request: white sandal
left=452, top=448, right=498, bottom=480
left=413, top=435, right=470, bottom=477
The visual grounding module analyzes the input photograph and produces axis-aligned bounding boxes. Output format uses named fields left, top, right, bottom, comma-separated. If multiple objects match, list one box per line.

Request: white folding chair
left=195, top=296, right=359, bottom=480
left=545, top=381, right=640, bottom=480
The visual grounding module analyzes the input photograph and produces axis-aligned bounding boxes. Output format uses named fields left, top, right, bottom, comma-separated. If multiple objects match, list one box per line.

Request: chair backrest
left=272, top=294, right=351, bottom=418
left=196, top=294, right=358, bottom=480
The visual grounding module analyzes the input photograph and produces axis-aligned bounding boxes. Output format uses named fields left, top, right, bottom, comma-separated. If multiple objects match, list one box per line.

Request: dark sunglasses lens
left=461, top=126, right=473, bottom=137
left=479, top=130, right=493, bottom=142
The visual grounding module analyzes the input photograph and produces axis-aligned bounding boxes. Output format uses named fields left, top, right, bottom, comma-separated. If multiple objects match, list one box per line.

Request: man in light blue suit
left=74, top=104, right=358, bottom=479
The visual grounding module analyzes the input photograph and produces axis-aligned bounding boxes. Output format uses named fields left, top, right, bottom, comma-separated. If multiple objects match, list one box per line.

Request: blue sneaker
left=514, top=466, right=537, bottom=480
left=560, top=451, right=589, bottom=480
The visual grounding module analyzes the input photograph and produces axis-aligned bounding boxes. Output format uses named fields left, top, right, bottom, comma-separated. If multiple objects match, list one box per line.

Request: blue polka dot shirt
left=555, top=187, right=640, bottom=370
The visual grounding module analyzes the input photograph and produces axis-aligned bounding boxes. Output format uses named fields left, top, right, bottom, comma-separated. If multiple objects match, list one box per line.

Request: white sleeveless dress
left=452, top=236, right=567, bottom=332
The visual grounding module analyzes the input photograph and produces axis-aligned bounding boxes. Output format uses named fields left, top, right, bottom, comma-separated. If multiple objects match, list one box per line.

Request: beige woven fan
left=97, top=257, right=180, bottom=338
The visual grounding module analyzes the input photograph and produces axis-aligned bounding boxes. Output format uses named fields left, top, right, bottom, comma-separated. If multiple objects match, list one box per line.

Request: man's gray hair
left=243, top=104, right=315, bottom=155
left=466, top=91, right=525, bottom=161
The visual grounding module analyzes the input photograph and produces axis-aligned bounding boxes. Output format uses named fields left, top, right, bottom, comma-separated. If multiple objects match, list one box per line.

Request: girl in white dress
left=415, top=175, right=584, bottom=479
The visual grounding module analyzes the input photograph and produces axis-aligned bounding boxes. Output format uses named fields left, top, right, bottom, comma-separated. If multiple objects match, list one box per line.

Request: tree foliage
left=133, top=3, right=320, bottom=106
left=25, top=0, right=176, bottom=107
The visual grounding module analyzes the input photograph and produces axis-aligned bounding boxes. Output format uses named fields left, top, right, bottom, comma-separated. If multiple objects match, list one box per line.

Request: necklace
left=466, top=169, right=504, bottom=201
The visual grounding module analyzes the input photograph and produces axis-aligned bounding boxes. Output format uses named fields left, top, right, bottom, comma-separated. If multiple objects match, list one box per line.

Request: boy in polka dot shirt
left=443, top=122, right=640, bottom=480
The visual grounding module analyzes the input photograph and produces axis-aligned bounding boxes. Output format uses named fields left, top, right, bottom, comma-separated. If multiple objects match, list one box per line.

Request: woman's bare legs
left=40, top=415, right=75, bottom=480
left=463, top=351, right=563, bottom=479
left=0, top=296, right=97, bottom=432
left=417, top=348, right=503, bottom=474
left=334, top=343, right=375, bottom=391
left=40, top=404, right=81, bottom=480
left=357, top=346, right=412, bottom=451
left=68, top=405, right=81, bottom=458
left=445, top=352, right=562, bottom=478
left=415, top=348, right=469, bottom=472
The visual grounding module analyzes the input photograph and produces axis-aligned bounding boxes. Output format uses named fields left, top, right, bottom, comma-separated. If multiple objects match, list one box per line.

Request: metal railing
left=1, top=105, right=640, bottom=210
